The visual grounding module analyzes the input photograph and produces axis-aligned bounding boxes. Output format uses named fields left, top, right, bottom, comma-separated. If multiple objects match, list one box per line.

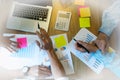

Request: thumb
left=36, top=40, right=40, bottom=47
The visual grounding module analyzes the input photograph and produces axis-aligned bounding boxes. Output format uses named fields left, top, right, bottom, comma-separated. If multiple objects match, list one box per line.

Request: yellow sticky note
left=74, top=0, right=85, bottom=5
left=80, top=7, right=91, bottom=17
left=108, top=47, right=115, bottom=53
left=79, top=18, right=90, bottom=28
left=54, top=35, right=67, bottom=48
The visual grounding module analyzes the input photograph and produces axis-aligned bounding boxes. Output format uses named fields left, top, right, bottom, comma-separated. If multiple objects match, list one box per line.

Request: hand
left=28, top=65, right=52, bottom=78
left=36, top=28, right=53, bottom=51
left=94, top=32, right=109, bottom=53
left=75, top=40, right=98, bottom=53
left=0, top=35, right=18, bottom=52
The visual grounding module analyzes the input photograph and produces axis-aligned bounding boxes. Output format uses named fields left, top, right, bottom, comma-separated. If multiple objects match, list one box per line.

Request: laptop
left=7, top=0, right=52, bottom=33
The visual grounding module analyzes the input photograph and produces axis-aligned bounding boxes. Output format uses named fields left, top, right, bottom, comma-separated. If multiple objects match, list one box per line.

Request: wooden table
left=0, top=0, right=119, bottom=80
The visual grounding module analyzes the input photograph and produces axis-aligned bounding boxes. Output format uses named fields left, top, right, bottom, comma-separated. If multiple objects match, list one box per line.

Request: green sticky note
left=79, top=17, right=90, bottom=28
left=54, top=35, right=67, bottom=48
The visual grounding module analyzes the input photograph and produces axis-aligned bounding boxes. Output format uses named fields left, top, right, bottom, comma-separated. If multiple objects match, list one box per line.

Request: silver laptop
left=7, top=1, right=52, bottom=33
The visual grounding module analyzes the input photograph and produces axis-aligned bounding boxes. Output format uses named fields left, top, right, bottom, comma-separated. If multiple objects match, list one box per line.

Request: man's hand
left=36, top=28, right=53, bottom=51
left=28, top=65, right=52, bottom=78
left=94, top=32, right=109, bottom=53
left=75, top=40, right=98, bottom=53
left=0, top=35, right=18, bottom=53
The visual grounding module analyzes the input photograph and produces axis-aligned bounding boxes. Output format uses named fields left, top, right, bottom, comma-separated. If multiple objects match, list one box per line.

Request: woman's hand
left=0, top=35, right=18, bottom=52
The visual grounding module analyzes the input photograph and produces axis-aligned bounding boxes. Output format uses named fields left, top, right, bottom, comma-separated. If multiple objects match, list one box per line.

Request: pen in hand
left=73, top=38, right=90, bottom=53
left=38, top=22, right=40, bottom=29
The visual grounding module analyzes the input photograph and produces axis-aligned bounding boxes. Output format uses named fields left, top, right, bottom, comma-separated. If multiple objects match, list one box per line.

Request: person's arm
left=47, top=48, right=66, bottom=79
left=99, top=0, right=120, bottom=37
left=96, top=0, right=120, bottom=53
left=36, top=28, right=66, bottom=79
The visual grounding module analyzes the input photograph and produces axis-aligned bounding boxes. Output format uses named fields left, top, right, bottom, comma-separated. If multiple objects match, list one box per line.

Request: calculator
left=55, top=11, right=71, bottom=31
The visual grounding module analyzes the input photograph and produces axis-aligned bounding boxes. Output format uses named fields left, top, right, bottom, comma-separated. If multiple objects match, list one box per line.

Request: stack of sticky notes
left=17, top=37, right=27, bottom=48
left=74, top=0, right=85, bottom=6
left=78, top=6, right=91, bottom=28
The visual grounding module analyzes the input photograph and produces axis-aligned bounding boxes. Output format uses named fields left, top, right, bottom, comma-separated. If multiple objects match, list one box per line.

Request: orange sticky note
left=78, top=6, right=87, bottom=16
left=74, top=0, right=85, bottom=5
left=79, top=17, right=90, bottom=28
left=17, top=37, right=27, bottom=48
left=80, top=7, right=91, bottom=17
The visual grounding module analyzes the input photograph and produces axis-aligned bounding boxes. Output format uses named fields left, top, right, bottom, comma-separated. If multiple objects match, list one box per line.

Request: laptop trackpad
left=7, top=17, right=37, bottom=33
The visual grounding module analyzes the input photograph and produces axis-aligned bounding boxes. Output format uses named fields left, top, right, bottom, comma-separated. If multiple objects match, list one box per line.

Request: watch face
left=22, top=66, right=29, bottom=73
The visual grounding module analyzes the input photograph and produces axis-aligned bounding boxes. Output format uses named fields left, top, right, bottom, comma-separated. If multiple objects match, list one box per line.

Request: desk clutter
left=78, top=6, right=91, bottom=28
left=1, top=0, right=120, bottom=79
left=2, top=33, right=74, bottom=75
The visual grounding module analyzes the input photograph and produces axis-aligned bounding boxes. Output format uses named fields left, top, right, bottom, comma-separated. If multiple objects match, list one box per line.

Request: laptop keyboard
left=13, top=4, right=49, bottom=21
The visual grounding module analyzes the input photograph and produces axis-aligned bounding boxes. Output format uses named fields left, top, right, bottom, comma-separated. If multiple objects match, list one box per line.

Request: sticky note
left=74, top=0, right=85, bottom=5
left=17, top=37, right=27, bottom=48
left=79, top=17, right=90, bottom=28
left=78, top=6, right=87, bottom=16
left=54, top=35, right=67, bottom=48
left=108, top=47, right=115, bottom=53
left=80, top=7, right=91, bottom=17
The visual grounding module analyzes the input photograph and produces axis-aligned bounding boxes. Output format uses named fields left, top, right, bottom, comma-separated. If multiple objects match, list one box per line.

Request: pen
left=38, top=22, right=40, bottom=29
left=73, top=38, right=90, bottom=53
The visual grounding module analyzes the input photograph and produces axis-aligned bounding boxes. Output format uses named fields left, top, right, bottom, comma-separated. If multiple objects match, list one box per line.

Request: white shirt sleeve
left=99, top=0, right=120, bottom=36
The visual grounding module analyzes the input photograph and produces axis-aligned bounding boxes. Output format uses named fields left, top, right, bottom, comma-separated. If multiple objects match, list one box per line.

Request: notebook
left=7, top=1, right=52, bottom=33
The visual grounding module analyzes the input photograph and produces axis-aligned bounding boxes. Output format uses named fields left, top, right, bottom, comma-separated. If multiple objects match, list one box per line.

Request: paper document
left=1, top=33, right=74, bottom=75
left=68, top=28, right=104, bottom=74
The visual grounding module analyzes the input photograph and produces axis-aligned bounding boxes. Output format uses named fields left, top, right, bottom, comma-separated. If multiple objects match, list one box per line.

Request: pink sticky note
left=78, top=6, right=88, bottom=16
left=17, top=37, right=27, bottom=48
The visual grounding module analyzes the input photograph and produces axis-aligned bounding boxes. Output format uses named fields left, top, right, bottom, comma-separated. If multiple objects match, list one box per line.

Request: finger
left=40, top=28, right=50, bottom=38
left=95, top=40, right=106, bottom=53
left=36, top=31, right=45, bottom=40
left=36, top=40, right=40, bottom=47
left=77, top=40, right=88, bottom=48
left=9, top=45, right=18, bottom=52
left=38, top=70, right=51, bottom=76
left=38, top=66, right=51, bottom=75
left=104, top=42, right=109, bottom=53
left=94, top=40, right=101, bottom=48
left=7, top=35, right=15, bottom=38
left=75, top=43, right=86, bottom=52
left=10, top=41, right=18, bottom=46
left=5, top=46, right=15, bottom=53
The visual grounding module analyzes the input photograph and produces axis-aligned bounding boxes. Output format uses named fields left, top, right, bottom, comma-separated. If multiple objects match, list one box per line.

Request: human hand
left=75, top=40, right=98, bottom=53
left=94, top=32, right=109, bottom=53
left=0, top=35, right=18, bottom=52
left=28, top=65, right=52, bottom=78
left=36, top=28, right=53, bottom=51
